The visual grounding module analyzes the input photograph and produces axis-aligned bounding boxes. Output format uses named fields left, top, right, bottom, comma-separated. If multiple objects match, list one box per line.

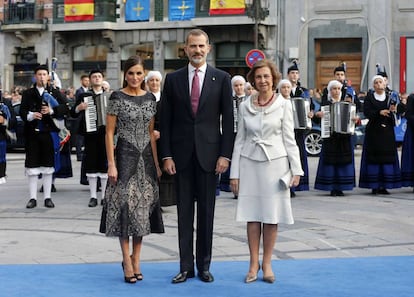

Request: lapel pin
left=212, top=77, right=216, bottom=81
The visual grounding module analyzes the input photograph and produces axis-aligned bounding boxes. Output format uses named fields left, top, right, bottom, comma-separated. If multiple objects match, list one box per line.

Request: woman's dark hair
left=246, top=59, right=281, bottom=91
left=122, top=56, right=145, bottom=89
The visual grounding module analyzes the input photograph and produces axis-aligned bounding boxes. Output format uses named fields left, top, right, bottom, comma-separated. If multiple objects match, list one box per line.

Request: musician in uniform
left=286, top=61, right=312, bottom=197
left=20, top=65, right=68, bottom=208
left=322, top=63, right=356, bottom=103
left=74, top=74, right=89, bottom=162
left=314, top=80, right=357, bottom=196
left=375, top=65, right=400, bottom=104
left=359, top=75, right=401, bottom=194
left=219, top=75, right=246, bottom=197
left=0, top=92, right=17, bottom=184
left=71, top=69, right=108, bottom=207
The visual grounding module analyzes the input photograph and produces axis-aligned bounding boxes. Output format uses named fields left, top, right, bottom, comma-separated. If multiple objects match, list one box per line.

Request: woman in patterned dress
left=102, top=56, right=164, bottom=283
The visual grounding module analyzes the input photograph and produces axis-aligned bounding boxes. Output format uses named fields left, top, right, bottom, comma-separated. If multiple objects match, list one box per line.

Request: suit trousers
left=175, top=153, right=217, bottom=273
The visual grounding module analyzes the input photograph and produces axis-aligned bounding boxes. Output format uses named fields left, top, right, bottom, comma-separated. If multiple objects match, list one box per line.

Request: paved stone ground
left=1, top=148, right=413, bottom=265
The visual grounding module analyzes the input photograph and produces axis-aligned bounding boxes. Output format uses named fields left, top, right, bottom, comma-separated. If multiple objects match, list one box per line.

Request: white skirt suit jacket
left=230, top=93, right=303, bottom=224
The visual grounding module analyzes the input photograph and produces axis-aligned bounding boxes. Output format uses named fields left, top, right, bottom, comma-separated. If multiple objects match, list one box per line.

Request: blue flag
left=125, top=0, right=150, bottom=22
left=169, top=0, right=195, bottom=21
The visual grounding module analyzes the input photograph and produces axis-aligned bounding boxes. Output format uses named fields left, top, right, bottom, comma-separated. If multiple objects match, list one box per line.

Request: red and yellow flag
left=64, top=0, right=95, bottom=22
left=209, top=0, right=245, bottom=15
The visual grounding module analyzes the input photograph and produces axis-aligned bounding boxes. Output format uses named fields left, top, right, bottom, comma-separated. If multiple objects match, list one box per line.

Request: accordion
left=321, top=101, right=356, bottom=138
left=84, top=92, right=110, bottom=133
left=291, top=97, right=312, bottom=130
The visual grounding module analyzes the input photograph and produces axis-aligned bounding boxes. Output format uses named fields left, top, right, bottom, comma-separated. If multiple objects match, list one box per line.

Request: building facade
left=1, top=0, right=414, bottom=93
left=0, top=0, right=277, bottom=91
left=282, top=0, right=414, bottom=93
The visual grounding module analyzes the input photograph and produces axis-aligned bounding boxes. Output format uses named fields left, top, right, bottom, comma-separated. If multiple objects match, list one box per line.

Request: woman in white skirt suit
left=230, top=59, right=303, bottom=284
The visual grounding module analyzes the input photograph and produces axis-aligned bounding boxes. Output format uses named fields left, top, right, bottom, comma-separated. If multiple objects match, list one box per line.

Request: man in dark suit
left=160, top=29, right=234, bottom=284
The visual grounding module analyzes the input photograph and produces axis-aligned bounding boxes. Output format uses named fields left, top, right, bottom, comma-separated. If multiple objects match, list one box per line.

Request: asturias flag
left=64, top=0, right=94, bottom=22
left=209, top=0, right=245, bottom=15
left=169, top=0, right=195, bottom=21
left=125, top=0, right=150, bottom=22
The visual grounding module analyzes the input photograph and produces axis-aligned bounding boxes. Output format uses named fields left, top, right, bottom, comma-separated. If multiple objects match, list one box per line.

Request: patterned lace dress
left=102, top=91, right=164, bottom=237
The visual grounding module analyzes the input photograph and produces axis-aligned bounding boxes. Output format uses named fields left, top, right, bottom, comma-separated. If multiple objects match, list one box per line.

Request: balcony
left=53, top=0, right=116, bottom=24
left=1, top=3, right=47, bottom=32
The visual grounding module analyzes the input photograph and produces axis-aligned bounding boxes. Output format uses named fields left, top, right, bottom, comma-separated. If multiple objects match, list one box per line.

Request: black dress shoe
left=88, top=198, right=98, bottom=207
left=44, top=198, right=55, bottom=208
left=372, top=189, right=378, bottom=195
left=290, top=190, right=296, bottom=198
left=171, top=271, right=195, bottom=284
left=336, top=190, right=345, bottom=196
left=26, top=198, right=37, bottom=209
left=330, top=190, right=337, bottom=197
left=198, top=271, right=214, bottom=282
left=378, top=188, right=390, bottom=195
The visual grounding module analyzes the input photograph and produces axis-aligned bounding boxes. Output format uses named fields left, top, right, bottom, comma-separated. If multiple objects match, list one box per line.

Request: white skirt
left=236, top=156, right=294, bottom=224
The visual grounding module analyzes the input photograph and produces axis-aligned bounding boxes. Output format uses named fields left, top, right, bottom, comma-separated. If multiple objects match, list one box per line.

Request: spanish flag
left=209, top=0, right=245, bottom=15
left=64, top=0, right=94, bottom=22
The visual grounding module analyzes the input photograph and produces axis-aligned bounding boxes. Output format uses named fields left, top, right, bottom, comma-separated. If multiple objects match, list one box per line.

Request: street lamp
left=245, top=0, right=269, bottom=50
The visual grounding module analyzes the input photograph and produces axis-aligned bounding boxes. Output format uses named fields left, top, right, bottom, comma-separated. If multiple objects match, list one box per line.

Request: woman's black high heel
left=130, top=255, right=143, bottom=281
left=122, top=262, right=137, bottom=284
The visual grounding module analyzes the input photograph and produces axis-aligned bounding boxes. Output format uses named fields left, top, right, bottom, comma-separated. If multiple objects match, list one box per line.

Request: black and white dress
left=102, top=91, right=164, bottom=237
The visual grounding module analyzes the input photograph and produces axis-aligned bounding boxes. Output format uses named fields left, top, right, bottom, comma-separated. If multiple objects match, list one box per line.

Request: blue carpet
left=1, top=256, right=412, bottom=297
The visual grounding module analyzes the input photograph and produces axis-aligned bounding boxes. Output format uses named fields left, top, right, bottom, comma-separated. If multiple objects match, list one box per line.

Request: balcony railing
left=3, top=3, right=45, bottom=25
left=53, top=0, right=116, bottom=24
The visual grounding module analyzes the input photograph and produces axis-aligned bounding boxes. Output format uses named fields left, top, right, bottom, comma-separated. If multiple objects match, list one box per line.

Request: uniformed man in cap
left=20, top=64, right=68, bottom=208
left=286, top=61, right=312, bottom=197
left=322, top=62, right=356, bottom=103
left=71, top=69, right=108, bottom=207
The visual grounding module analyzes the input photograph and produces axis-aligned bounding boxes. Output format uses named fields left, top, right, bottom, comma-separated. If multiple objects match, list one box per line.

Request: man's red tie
left=191, top=69, right=200, bottom=115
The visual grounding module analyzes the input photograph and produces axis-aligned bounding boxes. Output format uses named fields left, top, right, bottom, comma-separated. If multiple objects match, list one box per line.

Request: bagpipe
left=0, top=102, right=17, bottom=141
left=43, top=58, right=71, bottom=150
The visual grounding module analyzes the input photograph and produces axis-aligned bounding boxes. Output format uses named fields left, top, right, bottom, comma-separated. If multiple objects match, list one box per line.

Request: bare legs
left=262, top=224, right=277, bottom=280
left=247, top=222, right=261, bottom=275
left=246, top=222, right=278, bottom=282
left=119, top=236, right=143, bottom=282
left=131, top=236, right=143, bottom=277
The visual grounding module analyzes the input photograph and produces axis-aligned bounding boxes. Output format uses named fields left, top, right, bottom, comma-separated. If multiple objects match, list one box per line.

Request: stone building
left=1, top=0, right=414, bottom=93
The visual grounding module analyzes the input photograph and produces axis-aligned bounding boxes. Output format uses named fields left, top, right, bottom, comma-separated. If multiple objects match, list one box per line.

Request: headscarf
left=277, top=79, right=292, bottom=90
left=231, top=75, right=246, bottom=96
left=146, top=70, right=162, bottom=83
left=371, top=75, right=385, bottom=87
left=327, top=80, right=342, bottom=101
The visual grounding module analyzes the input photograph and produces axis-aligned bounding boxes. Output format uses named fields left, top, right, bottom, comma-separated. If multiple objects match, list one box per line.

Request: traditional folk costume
left=314, top=80, right=356, bottom=196
left=71, top=70, right=108, bottom=207
left=0, top=98, right=16, bottom=184
left=20, top=65, right=68, bottom=208
left=359, top=76, right=401, bottom=193
left=219, top=75, right=246, bottom=196
left=287, top=62, right=310, bottom=195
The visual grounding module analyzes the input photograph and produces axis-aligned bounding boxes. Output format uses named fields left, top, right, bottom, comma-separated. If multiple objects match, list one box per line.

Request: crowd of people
left=1, top=28, right=414, bottom=285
